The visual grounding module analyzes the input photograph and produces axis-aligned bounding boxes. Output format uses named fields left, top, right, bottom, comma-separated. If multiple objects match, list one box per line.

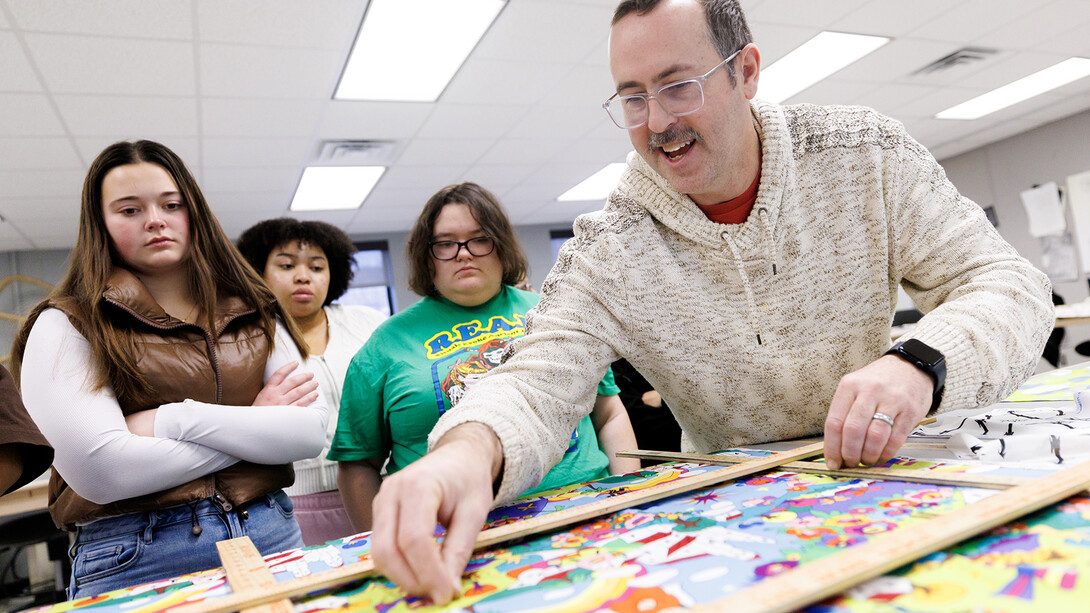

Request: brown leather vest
left=47, top=269, right=293, bottom=529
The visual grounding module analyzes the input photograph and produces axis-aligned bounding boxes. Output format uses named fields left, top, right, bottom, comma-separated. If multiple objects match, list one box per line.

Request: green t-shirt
left=329, top=285, right=619, bottom=497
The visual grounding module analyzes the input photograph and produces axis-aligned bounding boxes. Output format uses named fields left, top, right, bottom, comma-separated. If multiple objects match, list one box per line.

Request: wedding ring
left=871, top=412, right=895, bottom=427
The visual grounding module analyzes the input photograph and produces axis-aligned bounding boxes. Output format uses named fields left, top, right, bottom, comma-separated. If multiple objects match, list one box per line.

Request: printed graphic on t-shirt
left=425, top=313, right=578, bottom=454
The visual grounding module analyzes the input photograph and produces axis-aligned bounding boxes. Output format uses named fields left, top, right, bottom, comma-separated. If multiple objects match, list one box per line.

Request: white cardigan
left=286, top=304, right=386, bottom=496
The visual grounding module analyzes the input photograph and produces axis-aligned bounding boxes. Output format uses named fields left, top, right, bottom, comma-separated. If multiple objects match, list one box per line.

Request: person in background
left=237, top=218, right=386, bottom=546
left=329, top=182, right=639, bottom=533
left=12, top=140, right=327, bottom=599
left=368, top=0, right=1053, bottom=603
left=610, top=358, right=681, bottom=466
left=0, top=364, right=52, bottom=495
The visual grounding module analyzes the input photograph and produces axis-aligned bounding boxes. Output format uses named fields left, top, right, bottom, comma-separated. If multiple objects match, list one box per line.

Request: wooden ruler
left=619, top=449, right=1029, bottom=490
left=683, top=455, right=1090, bottom=613
left=215, top=537, right=293, bottom=613
left=175, top=441, right=826, bottom=613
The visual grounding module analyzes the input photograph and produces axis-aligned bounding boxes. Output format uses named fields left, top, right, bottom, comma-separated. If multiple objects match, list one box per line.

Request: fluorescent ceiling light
left=557, top=163, right=628, bottom=202
left=936, top=57, right=1090, bottom=120
left=759, top=31, right=889, bottom=103
left=335, top=0, right=505, bottom=101
left=290, top=166, right=385, bottom=211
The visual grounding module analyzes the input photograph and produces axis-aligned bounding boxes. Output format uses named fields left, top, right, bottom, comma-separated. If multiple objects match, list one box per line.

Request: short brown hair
left=406, top=182, right=529, bottom=298
left=612, top=0, right=752, bottom=84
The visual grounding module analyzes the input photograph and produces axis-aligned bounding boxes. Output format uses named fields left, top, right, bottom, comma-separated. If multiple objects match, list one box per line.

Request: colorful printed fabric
left=1005, top=362, right=1090, bottom=401
left=27, top=453, right=1090, bottom=613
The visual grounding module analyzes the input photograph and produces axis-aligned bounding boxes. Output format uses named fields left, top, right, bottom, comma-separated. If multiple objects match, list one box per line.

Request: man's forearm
left=434, top=422, right=505, bottom=490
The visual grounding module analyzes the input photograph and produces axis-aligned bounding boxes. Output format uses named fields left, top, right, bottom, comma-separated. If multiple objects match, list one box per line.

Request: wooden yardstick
left=215, top=537, right=293, bottom=613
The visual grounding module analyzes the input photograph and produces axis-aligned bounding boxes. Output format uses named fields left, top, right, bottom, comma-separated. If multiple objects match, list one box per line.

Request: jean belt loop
left=143, top=509, right=158, bottom=544
left=266, top=493, right=276, bottom=508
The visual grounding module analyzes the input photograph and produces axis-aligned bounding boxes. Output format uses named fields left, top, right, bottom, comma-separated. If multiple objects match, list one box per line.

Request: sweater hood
left=609, top=98, right=792, bottom=251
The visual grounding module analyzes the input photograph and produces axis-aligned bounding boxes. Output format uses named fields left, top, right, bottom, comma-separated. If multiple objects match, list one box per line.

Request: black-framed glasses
left=429, top=237, right=496, bottom=260
left=602, top=48, right=741, bottom=129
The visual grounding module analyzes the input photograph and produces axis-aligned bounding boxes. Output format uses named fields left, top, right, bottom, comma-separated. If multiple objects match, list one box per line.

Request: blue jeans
left=68, top=491, right=302, bottom=600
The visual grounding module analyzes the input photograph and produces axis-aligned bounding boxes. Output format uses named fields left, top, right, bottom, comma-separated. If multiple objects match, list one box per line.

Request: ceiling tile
left=746, top=0, right=870, bottom=29
left=202, top=98, right=325, bottom=137
left=828, top=0, right=955, bottom=38
left=907, top=0, right=1038, bottom=44
left=554, top=137, right=629, bottom=165
left=505, top=105, right=605, bottom=139
left=747, top=23, right=818, bottom=65
left=975, top=0, right=1090, bottom=53
left=199, top=165, right=300, bottom=194
left=397, top=139, right=494, bottom=166
left=25, top=33, right=195, bottom=95
left=0, top=137, right=81, bottom=170
left=317, top=101, right=433, bottom=141
left=472, top=1, right=611, bottom=63
left=196, top=0, right=363, bottom=49
left=379, top=164, right=469, bottom=190
left=416, top=103, right=529, bottom=139
left=785, top=79, right=877, bottom=106
left=54, top=95, right=199, bottom=137
left=476, top=138, right=565, bottom=166
left=199, top=43, right=342, bottom=99
left=201, top=137, right=311, bottom=168
left=853, top=83, right=938, bottom=117
left=443, top=59, right=574, bottom=106
left=460, top=164, right=538, bottom=190
left=0, top=94, right=65, bottom=136
left=0, top=31, right=41, bottom=92
left=7, top=0, right=191, bottom=39
left=539, top=62, right=614, bottom=108
left=74, top=137, right=199, bottom=170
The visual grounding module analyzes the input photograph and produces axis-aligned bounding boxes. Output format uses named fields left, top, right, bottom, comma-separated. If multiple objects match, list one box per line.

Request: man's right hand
left=370, top=422, right=504, bottom=605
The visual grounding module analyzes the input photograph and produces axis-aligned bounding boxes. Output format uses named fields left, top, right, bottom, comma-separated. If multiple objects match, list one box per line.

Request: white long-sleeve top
left=21, top=308, right=329, bottom=505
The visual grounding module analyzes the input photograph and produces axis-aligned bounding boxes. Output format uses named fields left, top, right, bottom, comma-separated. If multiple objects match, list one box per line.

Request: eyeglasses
left=602, top=49, right=741, bottom=129
left=429, top=236, right=496, bottom=261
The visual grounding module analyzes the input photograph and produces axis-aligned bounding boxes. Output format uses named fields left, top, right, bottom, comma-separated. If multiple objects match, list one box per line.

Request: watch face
left=901, top=338, right=944, bottom=365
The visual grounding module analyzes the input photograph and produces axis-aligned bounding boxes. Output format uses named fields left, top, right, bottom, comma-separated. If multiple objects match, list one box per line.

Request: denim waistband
left=76, top=491, right=286, bottom=539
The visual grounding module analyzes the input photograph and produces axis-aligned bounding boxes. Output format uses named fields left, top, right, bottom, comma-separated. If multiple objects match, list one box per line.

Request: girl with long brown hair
left=12, top=140, right=328, bottom=599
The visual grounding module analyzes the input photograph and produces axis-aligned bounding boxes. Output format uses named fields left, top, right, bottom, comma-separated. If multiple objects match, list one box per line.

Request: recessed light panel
left=936, top=57, right=1090, bottom=120
left=759, top=31, right=889, bottom=103
left=335, top=0, right=506, bottom=102
left=290, top=166, right=386, bottom=211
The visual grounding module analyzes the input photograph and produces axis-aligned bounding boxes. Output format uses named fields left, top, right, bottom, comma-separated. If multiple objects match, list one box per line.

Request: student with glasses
left=369, top=0, right=1052, bottom=603
left=328, top=182, right=639, bottom=533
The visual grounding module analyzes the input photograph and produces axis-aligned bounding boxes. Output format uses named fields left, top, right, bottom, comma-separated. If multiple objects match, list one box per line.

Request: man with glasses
left=370, top=0, right=1053, bottom=603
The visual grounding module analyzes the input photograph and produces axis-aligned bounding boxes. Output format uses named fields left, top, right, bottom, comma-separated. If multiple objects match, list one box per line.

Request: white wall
left=940, top=106, right=1090, bottom=365
left=0, top=222, right=578, bottom=361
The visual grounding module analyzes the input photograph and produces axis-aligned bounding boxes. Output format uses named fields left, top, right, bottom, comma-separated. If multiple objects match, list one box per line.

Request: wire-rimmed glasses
left=602, top=48, right=741, bottom=129
left=429, top=237, right=496, bottom=260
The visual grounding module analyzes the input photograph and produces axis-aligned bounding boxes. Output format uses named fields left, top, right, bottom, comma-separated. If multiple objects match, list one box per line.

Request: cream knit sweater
left=432, top=100, right=1053, bottom=503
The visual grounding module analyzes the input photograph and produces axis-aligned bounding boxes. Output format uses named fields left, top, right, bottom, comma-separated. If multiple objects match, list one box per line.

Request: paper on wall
left=1067, top=170, right=1090, bottom=272
left=1020, top=181, right=1066, bottom=237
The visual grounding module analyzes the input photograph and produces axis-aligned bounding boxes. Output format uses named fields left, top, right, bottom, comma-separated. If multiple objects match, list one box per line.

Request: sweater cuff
left=428, top=411, right=542, bottom=505
left=902, top=324, right=974, bottom=413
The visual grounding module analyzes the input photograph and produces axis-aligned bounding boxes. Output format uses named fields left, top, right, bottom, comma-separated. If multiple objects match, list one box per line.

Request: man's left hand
left=824, top=355, right=933, bottom=469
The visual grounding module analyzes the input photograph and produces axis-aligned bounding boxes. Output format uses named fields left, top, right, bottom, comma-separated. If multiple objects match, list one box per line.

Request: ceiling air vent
left=913, top=47, right=998, bottom=75
left=315, top=139, right=401, bottom=166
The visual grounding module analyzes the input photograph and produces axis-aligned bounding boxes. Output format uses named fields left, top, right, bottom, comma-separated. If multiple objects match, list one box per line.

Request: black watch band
left=885, top=338, right=946, bottom=413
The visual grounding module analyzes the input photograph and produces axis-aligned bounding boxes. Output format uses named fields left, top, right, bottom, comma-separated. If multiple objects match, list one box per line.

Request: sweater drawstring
left=722, top=208, right=777, bottom=346
left=722, top=230, right=763, bottom=345
left=757, top=206, right=778, bottom=275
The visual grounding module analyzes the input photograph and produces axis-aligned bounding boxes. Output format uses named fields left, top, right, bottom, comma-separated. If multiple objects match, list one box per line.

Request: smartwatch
left=885, top=338, right=946, bottom=412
